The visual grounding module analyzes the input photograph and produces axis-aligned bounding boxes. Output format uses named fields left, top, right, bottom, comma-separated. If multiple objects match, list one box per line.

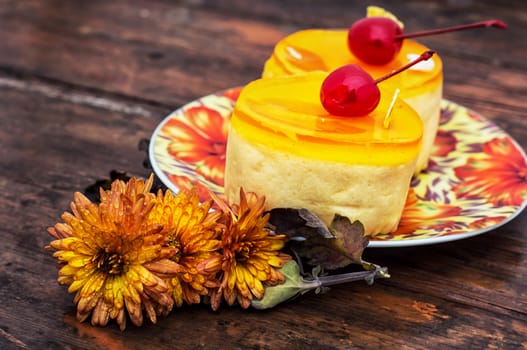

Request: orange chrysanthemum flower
left=202, top=189, right=291, bottom=310
left=47, top=175, right=182, bottom=330
left=148, top=188, right=223, bottom=307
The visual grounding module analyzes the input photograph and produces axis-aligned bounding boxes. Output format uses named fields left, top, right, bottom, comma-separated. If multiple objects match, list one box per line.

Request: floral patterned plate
left=149, top=87, right=527, bottom=248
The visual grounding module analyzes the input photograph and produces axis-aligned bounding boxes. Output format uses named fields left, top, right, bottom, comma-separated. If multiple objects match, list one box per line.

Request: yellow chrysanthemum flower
left=47, top=175, right=182, bottom=330
left=148, top=188, right=223, bottom=306
left=203, top=189, right=291, bottom=310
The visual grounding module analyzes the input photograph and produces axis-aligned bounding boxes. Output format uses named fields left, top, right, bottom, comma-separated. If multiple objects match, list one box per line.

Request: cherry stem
left=375, top=50, right=435, bottom=84
left=395, top=19, right=507, bottom=40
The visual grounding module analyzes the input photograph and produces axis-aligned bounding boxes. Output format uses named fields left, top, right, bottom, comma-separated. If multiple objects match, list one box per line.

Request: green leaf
left=251, top=259, right=391, bottom=310
left=251, top=260, right=320, bottom=310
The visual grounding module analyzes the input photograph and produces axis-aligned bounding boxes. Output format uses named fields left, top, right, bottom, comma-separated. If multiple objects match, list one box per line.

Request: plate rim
left=149, top=108, right=188, bottom=195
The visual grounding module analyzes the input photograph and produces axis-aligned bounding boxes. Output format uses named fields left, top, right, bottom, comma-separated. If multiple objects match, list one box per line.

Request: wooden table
left=1, top=1, right=526, bottom=349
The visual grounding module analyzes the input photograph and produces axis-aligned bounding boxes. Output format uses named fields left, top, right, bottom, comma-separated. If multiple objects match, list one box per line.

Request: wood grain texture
left=0, top=0, right=526, bottom=349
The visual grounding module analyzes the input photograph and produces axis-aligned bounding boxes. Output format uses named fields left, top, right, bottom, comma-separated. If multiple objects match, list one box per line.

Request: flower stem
left=303, top=264, right=390, bottom=287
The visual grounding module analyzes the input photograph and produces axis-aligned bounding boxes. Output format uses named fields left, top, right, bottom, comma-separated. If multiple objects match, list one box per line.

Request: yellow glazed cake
left=224, top=72, right=423, bottom=236
left=262, top=29, right=443, bottom=173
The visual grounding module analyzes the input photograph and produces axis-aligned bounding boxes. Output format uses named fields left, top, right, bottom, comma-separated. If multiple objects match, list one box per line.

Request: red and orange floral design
left=167, top=174, right=215, bottom=202
left=164, top=105, right=229, bottom=186
left=453, top=137, right=527, bottom=207
left=432, top=130, right=457, bottom=158
left=392, top=189, right=462, bottom=238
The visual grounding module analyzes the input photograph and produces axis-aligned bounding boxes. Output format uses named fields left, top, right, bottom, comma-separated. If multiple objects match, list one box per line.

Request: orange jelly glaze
left=231, top=72, right=423, bottom=166
left=262, top=29, right=443, bottom=98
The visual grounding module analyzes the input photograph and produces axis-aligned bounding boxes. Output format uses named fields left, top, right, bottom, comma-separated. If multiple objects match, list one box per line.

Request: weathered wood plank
left=0, top=0, right=282, bottom=105
left=1, top=0, right=526, bottom=349
left=0, top=0, right=524, bottom=107
left=1, top=79, right=526, bottom=348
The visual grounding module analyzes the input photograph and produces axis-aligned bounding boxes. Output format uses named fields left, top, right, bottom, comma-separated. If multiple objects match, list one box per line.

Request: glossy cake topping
left=263, top=29, right=442, bottom=98
left=231, top=72, right=423, bottom=166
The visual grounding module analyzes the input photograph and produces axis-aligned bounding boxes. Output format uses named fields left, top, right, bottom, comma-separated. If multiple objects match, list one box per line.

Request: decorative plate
left=149, top=87, right=527, bottom=248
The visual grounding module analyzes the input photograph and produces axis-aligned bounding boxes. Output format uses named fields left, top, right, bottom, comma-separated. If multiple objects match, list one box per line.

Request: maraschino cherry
left=348, top=18, right=506, bottom=65
left=320, top=50, right=435, bottom=117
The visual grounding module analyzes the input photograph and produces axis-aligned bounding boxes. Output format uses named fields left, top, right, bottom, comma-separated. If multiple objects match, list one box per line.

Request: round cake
left=224, top=72, right=423, bottom=236
left=262, top=29, right=442, bottom=173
